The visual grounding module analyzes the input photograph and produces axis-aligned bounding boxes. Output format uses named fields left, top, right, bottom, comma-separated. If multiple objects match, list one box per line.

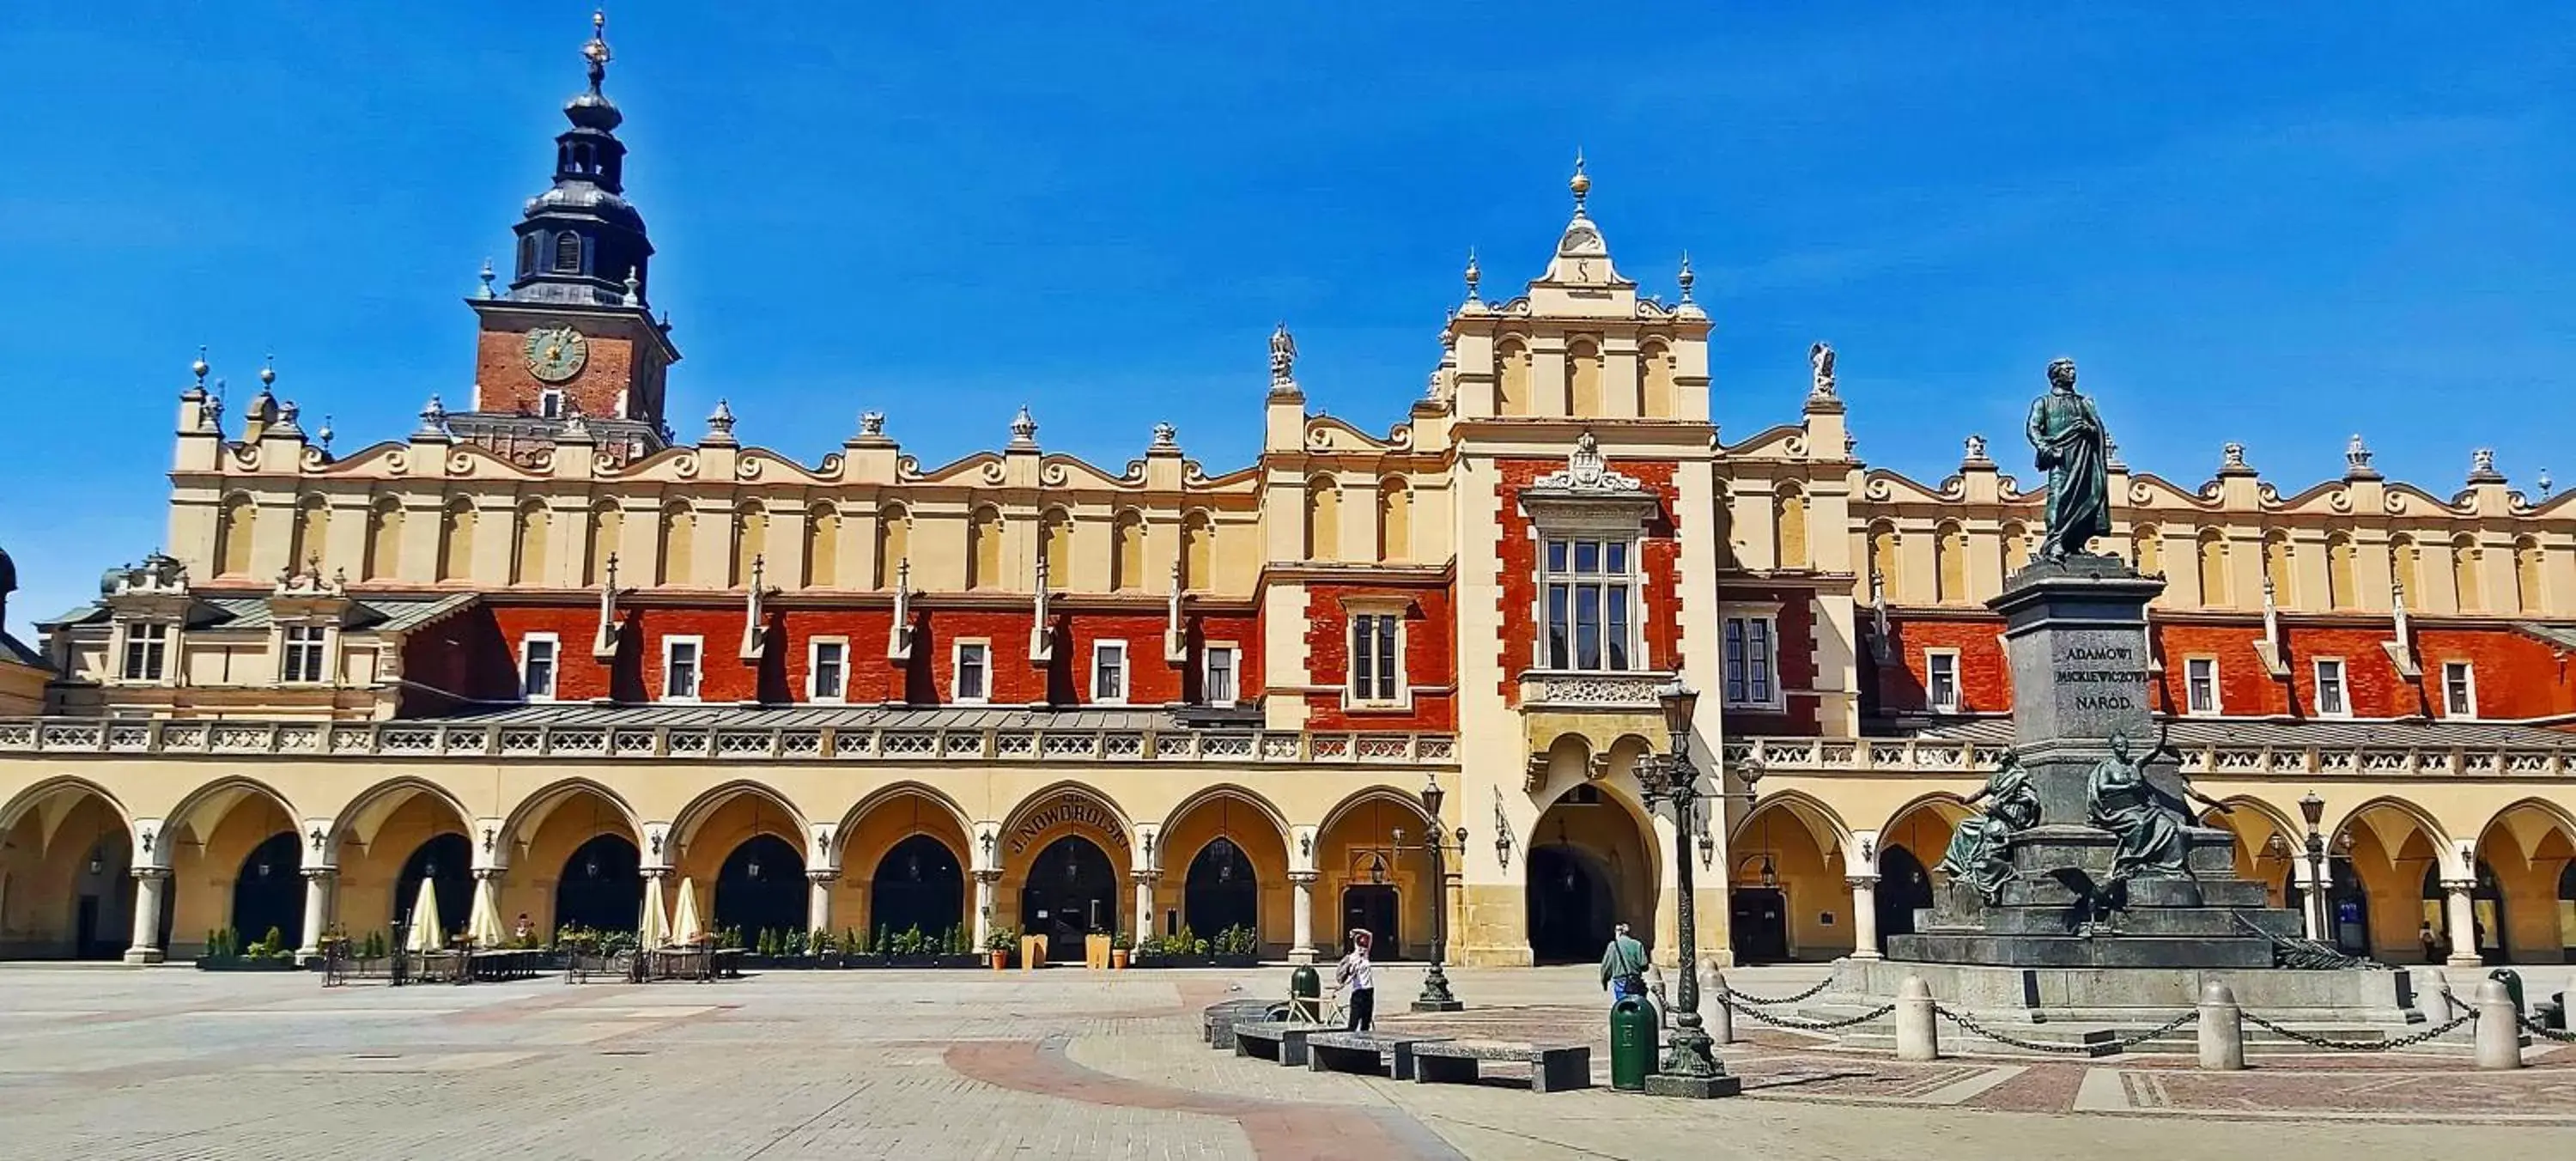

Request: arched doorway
left=554, top=834, right=642, bottom=933
left=393, top=833, right=471, bottom=944
left=869, top=835, right=963, bottom=940
left=1731, top=795, right=1850, bottom=963
left=1527, top=843, right=1614, bottom=964
left=1021, top=836, right=1117, bottom=962
left=2561, top=861, right=2576, bottom=959
left=230, top=832, right=303, bottom=948
left=1523, top=786, right=1656, bottom=966
left=1875, top=844, right=1934, bottom=951
left=0, top=786, right=137, bottom=961
left=1183, top=836, right=1259, bottom=941
left=714, top=834, right=807, bottom=943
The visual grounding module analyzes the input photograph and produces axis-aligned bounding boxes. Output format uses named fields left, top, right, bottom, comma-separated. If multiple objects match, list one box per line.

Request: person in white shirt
left=1334, top=928, right=1376, bottom=1030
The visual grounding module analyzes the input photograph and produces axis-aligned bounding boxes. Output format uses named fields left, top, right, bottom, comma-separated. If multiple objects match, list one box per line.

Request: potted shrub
left=985, top=929, right=1015, bottom=970
left=1213, top=925, right=1261, bottom=968
left=1109, top=931, right=1132, bottom=970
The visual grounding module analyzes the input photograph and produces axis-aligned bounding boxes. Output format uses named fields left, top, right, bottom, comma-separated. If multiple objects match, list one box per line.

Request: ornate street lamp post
left=2299, top=791, right=2330, bottom=945
left=1391, top=773, right=1467, bottom=1012
left=1633, top=681, right=1747, bottom=1098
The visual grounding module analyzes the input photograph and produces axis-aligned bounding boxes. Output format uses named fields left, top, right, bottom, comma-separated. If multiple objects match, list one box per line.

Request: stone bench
left=1410, top=1040, right=1591, bottom=1093
left=1202, top=1000, right=1281, bottom=1049
left=1306, top=1031, right=1452, bottom=1080
left=1232, top=1021, right=1333, bottom=1067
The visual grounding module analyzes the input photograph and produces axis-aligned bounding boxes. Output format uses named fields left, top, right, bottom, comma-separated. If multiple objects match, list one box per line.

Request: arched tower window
left=805, top=503, right=840, bottom=588
left=2196, top=530, right=2229, bottom=606
left=2515, top=537, right=2544, bottom=614
left=553, top=230, right=584, bottom=274
left=1774, top=485, right=1809, bottom=570
left=583, top=501, right=621, bottom=587
left=517, top=234, right=538, bottom=278
left=512, top=499, right=550, bottom=586
left=1040, top=508, right=1074, bottom=588
left=1377, top=479, right=1413, bottom=563
left=1935, top=521, right=1967, bottom=603
left=1497, top=337, right=1530, bottom=416
left=966, top=506, right=1003, bottom=592
left=215, top=494, right=258, bottom=578
left=1110, top=510, right=1145, bottom=591
left=731, top=502, right=768, bottom=589
left=1180, top=510, right=1214, bottom=591
left=1567, top=337, right=1604, bottom=416
left=2325, top=532, right=2357, bottom=609
left=363, top=496, right=404, bottom=581
left=2451, top=536, right=2482, bottom=612
left=1638, top=339, right=1674, bottom=418
left=436, top=497, right=476, bottom=582
left=874, top=503, right=910, bottom=590
left=1304, top=478, right=1341, bottom=562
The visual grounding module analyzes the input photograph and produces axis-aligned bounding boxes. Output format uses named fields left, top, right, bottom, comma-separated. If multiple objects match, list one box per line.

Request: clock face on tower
left=523, top=325, right=589, bottom=383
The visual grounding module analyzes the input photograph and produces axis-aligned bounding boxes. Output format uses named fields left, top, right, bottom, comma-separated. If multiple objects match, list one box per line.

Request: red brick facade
left=1303, top=581, right=1455, bottom=730
left=1494, top=459, right=1682, bottom=708
left=1716, top=583, right=1829, bottom=734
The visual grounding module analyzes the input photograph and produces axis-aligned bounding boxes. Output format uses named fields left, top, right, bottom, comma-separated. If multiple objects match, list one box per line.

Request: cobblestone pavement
left=0, top=962, right=2567, bottom=1160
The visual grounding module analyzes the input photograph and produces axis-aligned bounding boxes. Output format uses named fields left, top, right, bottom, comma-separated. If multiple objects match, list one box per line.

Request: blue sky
left=3, top=3, right=2571, bottom=637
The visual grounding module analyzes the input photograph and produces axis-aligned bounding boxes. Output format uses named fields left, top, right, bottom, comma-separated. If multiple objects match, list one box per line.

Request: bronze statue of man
left=2025, top=357, right=2111, bottom=562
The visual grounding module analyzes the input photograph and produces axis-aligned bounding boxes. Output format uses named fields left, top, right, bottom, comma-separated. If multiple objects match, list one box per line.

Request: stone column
left=296, top=869, right=336, bottom=963
left=125, top=868, right=169, bottom=963
left=2441, top=878, right=2481, bottom=967
left=1131, top=872, right=1158, bottom=943
left=1288, top=871, right=1319, bottom=964
left=806, top=870, right=835, bottom=936
left=2293, top=860, right=2330, bottom=942
left=972, top=871, right=1001, bottom=948
left=1845, top=875, right=1882, bottom=960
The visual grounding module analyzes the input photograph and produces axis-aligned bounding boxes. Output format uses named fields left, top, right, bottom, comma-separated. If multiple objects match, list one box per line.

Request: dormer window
left=119, top=622, right=173, bottom=682
left=553, top=231, right=584, bottom=274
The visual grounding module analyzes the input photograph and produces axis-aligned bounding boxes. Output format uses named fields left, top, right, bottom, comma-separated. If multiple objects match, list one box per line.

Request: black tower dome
left=508, top=10, right=653, bottom=307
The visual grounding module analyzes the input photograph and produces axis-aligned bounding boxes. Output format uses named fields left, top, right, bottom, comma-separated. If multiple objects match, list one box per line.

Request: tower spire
left=500, top=7, right=652, bottom=307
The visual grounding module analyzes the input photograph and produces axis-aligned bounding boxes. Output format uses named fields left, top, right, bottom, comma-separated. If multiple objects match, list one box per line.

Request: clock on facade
left=523, top=325, right=590, bottom=383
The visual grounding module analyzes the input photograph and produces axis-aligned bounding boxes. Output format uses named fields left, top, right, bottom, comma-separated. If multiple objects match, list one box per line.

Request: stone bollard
left=2196, top=981, right=2245, bottom=1071
left=2475, top=978, right=2524, bottom=1070
left=1894, top=975, right=1938, bottom=1061
left=1708, top=965, right=1735, bottom=1045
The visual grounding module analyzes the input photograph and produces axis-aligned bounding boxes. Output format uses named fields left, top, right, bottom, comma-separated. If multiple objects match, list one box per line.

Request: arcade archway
left=1524, top=785, right=1656, bottom=965
left=392, top=833, right=471, bottom=944
left=1183, top=837, right=1260, bottom=942
left=1730, top=794, right=1851, bottom=963
left=1315, top=790, right=1434, bottom=962
left=714, top=835, right=806, bottom=943
left=554, top=834, right=643, bottom=933
left=1163, top=788, right=1291, bottom=957
left=0, top=781, right=136, bottom=960
left=869, top=834, right=964, bottom=941
left=2475, top=800, right=2576, bottom=964
left=1874, top=844, right=1934, bottom=951
left=230, top=832, right=304, bottom=949
left=1020, top=836, right=1117, bottom=962
left=2331, top=800, right=2454, bottom=963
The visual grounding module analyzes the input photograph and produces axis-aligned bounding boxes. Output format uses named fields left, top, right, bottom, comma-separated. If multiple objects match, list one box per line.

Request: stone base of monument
left=1898, top=825, right=2304, bottom=969
left=1797, top=958, right=2461, bottom=1056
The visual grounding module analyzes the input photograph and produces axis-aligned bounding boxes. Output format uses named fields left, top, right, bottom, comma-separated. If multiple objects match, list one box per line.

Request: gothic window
left=732, top=502, right=768, bottom=589
left=436, top=498, right=476, bottom=581
left=1568, top=337, right=1604, bottom=416
left=1180, top=510, right=1214, bottom=590
left=1303, top=478, right=1340, bottom=562
left=517, top=234, right=538, bottom=278
left=512, top=500, right=549, bottom=586
left=805, top=503, right=840, bottom=588
left=1935, top=521, right=1967, bottom=603
left=966, top=506, right=1003, bottom=592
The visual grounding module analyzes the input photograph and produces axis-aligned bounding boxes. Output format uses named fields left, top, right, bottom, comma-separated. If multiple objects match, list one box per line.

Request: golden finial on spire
left=1570, top=149, right=1590, bottom=212
left=583, top=8, right=613, bottom=94
left=1463, top=247, right=1481, bottom=301
left=1677, top=252, right=1694, bottom=302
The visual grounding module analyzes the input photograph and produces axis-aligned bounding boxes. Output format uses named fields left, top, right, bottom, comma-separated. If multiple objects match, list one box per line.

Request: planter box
left=195, top=956, right=299, bottom=971
left=1135, top=954, right=1260, bottom=970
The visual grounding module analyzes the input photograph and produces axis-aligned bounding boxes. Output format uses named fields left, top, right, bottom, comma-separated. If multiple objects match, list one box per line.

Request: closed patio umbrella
left=404, top=878, right=444, bottom=955
left=671, top=877, right=704, bottom=945
left=468, top=874, right=507, bottom=947
left=639, top=873, right=671, bottom=949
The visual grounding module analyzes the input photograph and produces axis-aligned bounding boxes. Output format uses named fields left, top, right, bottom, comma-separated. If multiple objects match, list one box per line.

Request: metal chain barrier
left=2517, top=1014, right=2576, bottom=1044
left=1716, top=976, right=1836, bottom=1006
left=1935, top=1005, right=2196, bottom=1055
left=2239, top=1008, right=2475, bottom=1052
left=1720, top=995, right=1898, bottom=1031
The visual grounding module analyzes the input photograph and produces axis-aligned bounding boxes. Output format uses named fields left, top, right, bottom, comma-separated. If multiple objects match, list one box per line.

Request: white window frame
left=1345, top=601, right=1410, bottom=710
left=1091, top=639, right=1130, bottom=705
left=807, top=635, right=848, bottom=703
left=952, top=639, right=992, bottom=706
left=2184, top=655, right=2221, bottom=716
left=661, top=635, right=704, bottom=703
left=2312, top=657, right=2348, bottom=719
left=538, top=388, right=565, bottom=419
left=519, top=632, right=560, bottom=702
left=2440, top=660, right=2477, bottom=720
left=1923, top=648, right=1962, bottom=714
left=117, top=620, right=173, bottom=684
left=1537, top=536, right=1644, bottom=672
left=1720, top=603, right=1783, bottom=711
left=276, top=623, right=331, bottom=685
left=1202, top=642, right=1240, bottom=708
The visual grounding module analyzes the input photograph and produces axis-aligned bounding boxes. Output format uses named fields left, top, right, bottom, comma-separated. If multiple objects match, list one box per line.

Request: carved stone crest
left=1532, top=430, right=1643, bottom=494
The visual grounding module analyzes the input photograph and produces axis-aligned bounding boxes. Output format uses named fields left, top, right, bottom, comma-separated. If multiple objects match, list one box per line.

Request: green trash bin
left=1290, top=964, right=1321, bottom=1024
left=2489, top=968, right=2525, bottom=1015
left=1610, top=997, right=1658, bottom=1091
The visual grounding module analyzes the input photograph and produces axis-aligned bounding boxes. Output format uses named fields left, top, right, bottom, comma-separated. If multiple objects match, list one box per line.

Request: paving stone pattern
left=0, top=963, right=2567, bottom=1159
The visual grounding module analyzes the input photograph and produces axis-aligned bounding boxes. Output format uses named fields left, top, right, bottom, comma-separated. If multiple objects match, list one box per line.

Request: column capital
left=973, top=869, right=1004, bottom=884
left=303, top=866, right=338, bottom=882
left=1288, top=870, right=1320, bottom=885
left=805, top=869, right=839, bottom=884
left=131, top=866, right=171, bottom=881
left=2439, top=878, right=2477, bottom=894
left=1129, top=870, right=1161, bottom=885
left=1844, top=874, right=1880, bottom=890
left=472, top=866, right=504, bottom=882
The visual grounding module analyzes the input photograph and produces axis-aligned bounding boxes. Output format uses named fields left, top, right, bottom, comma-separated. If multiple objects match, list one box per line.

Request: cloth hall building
left=4, top=23, right=2574, bottom=973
